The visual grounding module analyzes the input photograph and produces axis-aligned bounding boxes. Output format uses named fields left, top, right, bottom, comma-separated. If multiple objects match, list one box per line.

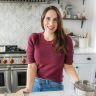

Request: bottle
left=82, top=10, right=86, bottom=19
left=65, top=2, right=73, bottom=18
left=77, top=11, right=81, bottom=19
left=59, top=4, right=65, bottom=18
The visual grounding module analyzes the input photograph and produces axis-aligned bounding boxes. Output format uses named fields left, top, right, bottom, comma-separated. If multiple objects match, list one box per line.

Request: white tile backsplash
left=0, top=3, right=44, bottom=49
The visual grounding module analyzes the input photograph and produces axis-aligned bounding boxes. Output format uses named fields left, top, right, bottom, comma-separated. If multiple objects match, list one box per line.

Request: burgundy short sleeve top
left=26, top=32, right=74, bottom=82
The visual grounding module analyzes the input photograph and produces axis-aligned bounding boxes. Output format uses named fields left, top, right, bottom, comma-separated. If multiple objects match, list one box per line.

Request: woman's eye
left=46, top=17, right=50, bottom=20
left=45, top=17, right=58, bottom=22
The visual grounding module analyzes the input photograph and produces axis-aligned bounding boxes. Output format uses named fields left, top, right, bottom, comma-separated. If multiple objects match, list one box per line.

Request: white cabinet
left=74, top=54, right=96, bottom=81
left=73, top=54, right=96, bottom=64
left=63, top=53, right=96, bottom=91
left=74, top=63, right=94, bottom=80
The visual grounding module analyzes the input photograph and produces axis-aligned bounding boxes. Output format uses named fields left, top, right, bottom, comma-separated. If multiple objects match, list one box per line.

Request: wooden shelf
left=63, top=18, right=87, bottom=28
left=63, top=18, right=86, bottom=20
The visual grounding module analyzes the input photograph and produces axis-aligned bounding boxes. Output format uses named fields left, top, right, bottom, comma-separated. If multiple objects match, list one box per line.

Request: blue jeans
left=32, top=78, right=64, bottom=92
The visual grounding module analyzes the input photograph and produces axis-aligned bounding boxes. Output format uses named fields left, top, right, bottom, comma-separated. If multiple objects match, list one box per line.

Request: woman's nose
left=49, top=20, right=54, bottom=26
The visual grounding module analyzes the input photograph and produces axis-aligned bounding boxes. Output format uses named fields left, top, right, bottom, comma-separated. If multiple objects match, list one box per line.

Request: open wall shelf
left=63, top=18, right=87, bottom=28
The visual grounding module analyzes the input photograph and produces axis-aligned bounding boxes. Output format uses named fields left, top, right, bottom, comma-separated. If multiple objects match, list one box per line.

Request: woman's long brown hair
left=41, top=6, right=67, bottom=54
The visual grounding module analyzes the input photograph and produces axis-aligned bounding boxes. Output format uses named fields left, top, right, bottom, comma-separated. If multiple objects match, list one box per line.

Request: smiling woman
left=42, top=10, right=58, bottom=35
left=20, top=5, right=79, bottom=93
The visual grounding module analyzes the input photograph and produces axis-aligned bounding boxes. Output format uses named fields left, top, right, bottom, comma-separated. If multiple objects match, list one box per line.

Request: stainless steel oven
left=0, top=45, right=27, bottom=93
left=11, top=65, right=27, bottom=92
left=0, top=66, right=11, bottom=93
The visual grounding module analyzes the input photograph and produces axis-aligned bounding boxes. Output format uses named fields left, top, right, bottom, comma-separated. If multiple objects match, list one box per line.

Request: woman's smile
left=47, top=26, right=55, bottom=30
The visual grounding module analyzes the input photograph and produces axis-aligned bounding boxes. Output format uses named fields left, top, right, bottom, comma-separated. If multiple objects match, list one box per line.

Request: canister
left=79, top=38, right=88, bottom=48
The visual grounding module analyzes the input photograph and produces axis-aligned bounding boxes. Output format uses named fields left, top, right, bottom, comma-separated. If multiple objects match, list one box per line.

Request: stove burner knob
left=3, top=59, right=7, bottom=64
left=22, top=58, right=26, bottom=64
left=10, top=58, right=14, bottom=64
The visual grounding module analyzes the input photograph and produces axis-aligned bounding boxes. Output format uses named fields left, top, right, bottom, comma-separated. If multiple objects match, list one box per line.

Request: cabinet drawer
left=73, top=54, right=96, bottom=64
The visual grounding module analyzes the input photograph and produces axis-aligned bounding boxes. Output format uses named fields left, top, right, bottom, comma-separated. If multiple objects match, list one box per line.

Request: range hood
left=0, top=0, right=46, bottom=2
left=0, top=0, right=60, bottom=3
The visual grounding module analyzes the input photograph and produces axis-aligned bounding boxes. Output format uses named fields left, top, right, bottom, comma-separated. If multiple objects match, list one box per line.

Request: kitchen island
left=0, top=91, right=76, bottom=96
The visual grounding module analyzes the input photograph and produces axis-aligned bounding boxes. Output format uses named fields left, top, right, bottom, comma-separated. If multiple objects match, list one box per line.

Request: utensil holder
left=79, top=38, right=88, bottom=48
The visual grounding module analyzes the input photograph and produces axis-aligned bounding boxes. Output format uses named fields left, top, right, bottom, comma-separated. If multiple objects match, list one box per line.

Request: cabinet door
left=63, top=64, right=95, bottom=91
left=74, top=64, right=95, bottom=81
left=74, top=54, right=96, bottom=64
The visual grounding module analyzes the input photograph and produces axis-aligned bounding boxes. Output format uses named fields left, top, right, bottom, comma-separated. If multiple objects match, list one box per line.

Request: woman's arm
left=22, top=63, right=37, bottom=93
left=64, top=64, right=79, bottom=83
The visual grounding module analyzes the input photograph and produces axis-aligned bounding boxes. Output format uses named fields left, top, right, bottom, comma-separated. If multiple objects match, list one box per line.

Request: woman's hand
left=20, top=87, right=32, bottom=93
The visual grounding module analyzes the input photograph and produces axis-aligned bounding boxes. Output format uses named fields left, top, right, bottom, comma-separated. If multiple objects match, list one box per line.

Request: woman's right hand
left=20, top=87, right=32, bottom=93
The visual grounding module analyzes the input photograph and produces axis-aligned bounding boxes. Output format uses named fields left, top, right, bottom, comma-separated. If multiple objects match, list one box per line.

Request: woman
left=22, top=6, right=79, bottom=93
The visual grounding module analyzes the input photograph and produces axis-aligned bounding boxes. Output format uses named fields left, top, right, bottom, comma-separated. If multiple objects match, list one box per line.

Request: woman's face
left=43, top=10, right=58, bottom=34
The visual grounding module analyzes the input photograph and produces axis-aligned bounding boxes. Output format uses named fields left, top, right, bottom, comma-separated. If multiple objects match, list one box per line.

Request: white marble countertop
left=0, top=91, right=76, bottom=96
left=28, top=91, right=76, bottom=96
left=74, top=47, right=96, bottom=54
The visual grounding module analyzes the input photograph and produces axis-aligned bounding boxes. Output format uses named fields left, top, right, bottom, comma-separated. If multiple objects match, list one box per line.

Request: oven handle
left=11, top=67, right=27, bottom=70
left=0, top=67, right=10, bottom=71
left=0, top=67, right=12, bottom=93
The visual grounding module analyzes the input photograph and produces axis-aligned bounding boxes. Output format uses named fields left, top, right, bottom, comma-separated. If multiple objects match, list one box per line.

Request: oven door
left=0, top=67, right=11, bottom=93
left=11, top=67, right=27, bottom=92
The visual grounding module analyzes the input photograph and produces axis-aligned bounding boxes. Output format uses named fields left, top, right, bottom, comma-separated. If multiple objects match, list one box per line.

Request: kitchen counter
left=0, top=91, right=76, bottom=96
left=28, top=91, right=76, bottom=96
left=74, top=47, right=96, bottom=54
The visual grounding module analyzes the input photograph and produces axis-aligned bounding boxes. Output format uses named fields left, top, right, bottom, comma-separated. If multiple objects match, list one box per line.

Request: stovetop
left=0, top=45, right=26, bottom=54
left=0, top=45, right=27, bottom=65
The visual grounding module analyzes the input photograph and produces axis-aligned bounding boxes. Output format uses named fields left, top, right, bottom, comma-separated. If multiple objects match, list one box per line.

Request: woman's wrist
left=25, top=87, right=32, bottom=92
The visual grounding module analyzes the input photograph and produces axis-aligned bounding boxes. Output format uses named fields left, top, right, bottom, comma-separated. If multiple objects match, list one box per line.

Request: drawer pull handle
left=75, top=66, right=79, bottom=69
left=87, top=57, right=91, bottom=60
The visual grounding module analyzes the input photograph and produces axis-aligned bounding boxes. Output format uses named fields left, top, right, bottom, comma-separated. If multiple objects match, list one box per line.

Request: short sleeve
left=26, top=33, right=36, bottom=64
left=64, top=35, right=74, bottom=65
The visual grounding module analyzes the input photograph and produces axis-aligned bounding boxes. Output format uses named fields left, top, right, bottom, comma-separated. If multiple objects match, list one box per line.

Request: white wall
left=91, top=0, right=96, bottom=49
left=0, top=0, right=95, bottom=49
